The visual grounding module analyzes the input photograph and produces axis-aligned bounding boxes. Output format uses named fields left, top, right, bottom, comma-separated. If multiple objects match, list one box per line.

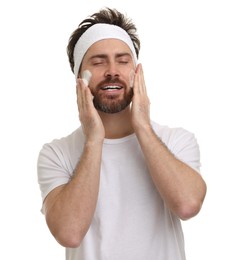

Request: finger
left=134, top=64, right=147, bottom=95
left=133, top=64, right=140, bottom=94
left=79, top=80, right=96, bottom=114
left=129, top=70, right=135, bottom=88
left=76, top=79, right=82, bottom=107
left=77, top=79, right=88, bottom=112
left=138, top=64, right=147, bottom=94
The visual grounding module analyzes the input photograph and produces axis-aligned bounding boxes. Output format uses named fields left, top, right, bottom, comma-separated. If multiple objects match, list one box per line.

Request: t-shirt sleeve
left=162, top=127, right=201, bottom=172
left=37, top=142, right=72, bottom=203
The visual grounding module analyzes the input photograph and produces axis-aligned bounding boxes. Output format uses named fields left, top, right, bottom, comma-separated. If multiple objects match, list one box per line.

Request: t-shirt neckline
left=103, top=133, right=136, bottom=145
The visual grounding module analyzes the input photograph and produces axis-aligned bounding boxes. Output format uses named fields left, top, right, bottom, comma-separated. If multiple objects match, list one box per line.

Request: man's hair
left=67, top=7, right=140, bottom=73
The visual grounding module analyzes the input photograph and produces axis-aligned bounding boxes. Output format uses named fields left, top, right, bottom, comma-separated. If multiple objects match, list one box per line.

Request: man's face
left=80, top=39, right=136, bottom=113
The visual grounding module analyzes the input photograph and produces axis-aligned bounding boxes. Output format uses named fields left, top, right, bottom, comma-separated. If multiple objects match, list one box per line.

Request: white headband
left=73, top=23, right=138, bottom=78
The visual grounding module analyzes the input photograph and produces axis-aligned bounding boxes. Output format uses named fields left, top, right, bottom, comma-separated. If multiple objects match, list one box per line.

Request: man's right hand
left=76, top=79, right=105, bottom=144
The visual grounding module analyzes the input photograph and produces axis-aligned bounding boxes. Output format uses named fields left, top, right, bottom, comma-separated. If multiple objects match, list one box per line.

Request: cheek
left=89, top=69, right=104, bottom=83
left=87, top=71, right=98, bottom=88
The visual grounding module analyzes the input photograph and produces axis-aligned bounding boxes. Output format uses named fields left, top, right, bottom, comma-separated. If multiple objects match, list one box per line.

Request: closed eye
left=89, top=55, right=107, bottom=66
left=118, top=60, right=129, bottom=64
left=92, top=59, right=106, bottom=66
left=116, top=53, right=132, bottom=64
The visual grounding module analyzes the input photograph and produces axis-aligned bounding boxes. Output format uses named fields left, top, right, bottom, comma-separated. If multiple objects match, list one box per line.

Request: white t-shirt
left=37, top=121, right=201, bottom=260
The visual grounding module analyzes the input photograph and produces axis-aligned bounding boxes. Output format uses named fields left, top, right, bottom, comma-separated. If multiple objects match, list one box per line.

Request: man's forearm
left=44, top=141, right=103, bottom=247
left=135, top=125, right=207, bottom=220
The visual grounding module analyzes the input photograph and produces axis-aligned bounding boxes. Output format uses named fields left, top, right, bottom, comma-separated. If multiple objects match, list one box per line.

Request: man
left=37, top=7, right=207, bottom=260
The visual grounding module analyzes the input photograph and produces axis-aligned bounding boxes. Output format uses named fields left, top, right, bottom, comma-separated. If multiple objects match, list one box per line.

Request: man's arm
left=131, top=64, right=207, bottom=220
left=135, top=126, right=206, bottom=220
left=43, top=79, right=105, bottom=248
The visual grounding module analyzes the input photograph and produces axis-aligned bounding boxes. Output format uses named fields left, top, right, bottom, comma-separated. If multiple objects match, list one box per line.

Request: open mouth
left=100, top=85, right=123, bottom=91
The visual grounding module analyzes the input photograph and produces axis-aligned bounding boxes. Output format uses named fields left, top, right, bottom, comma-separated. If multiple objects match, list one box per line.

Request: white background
left=0, top=0, right=243, bottom=259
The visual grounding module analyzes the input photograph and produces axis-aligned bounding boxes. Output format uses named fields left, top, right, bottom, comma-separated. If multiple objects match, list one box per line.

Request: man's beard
left=93, top=88, right=133, bottom=113
left=91, top=78, right=134, bottom=114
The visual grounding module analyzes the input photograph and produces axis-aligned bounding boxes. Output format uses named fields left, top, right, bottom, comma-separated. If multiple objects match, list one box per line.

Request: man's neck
left=98, top=108, right=134, bottom=139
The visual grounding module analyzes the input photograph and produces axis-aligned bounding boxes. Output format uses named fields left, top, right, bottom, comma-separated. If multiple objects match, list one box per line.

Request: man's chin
left=95, top=104, right=130, bottom=114
left=94, top=100, right=132, bottom=114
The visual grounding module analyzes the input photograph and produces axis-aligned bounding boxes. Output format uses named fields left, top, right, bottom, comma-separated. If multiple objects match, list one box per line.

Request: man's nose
left=104, top=62, right=120, bottom=78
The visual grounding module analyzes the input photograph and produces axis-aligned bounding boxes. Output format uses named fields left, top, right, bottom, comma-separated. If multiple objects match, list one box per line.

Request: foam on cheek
left=129, top=70, right=135, bottom=88
left=81, top=70, right=92, bottom=86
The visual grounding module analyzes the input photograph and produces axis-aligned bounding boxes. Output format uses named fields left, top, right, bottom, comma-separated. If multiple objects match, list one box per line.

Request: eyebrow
left=116, top=52, right=132, bottom=59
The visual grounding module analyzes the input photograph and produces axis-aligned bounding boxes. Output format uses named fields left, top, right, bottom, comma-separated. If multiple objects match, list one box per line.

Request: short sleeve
left=167, top=128, right=201, bottom=172
left=37, top=142, right=72, bottom=203
left=152, top=123, right=201, bottom=173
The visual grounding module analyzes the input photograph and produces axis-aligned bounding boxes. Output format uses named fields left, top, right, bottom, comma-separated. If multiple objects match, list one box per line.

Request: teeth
left=102, top=85, right=122, bottom=90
